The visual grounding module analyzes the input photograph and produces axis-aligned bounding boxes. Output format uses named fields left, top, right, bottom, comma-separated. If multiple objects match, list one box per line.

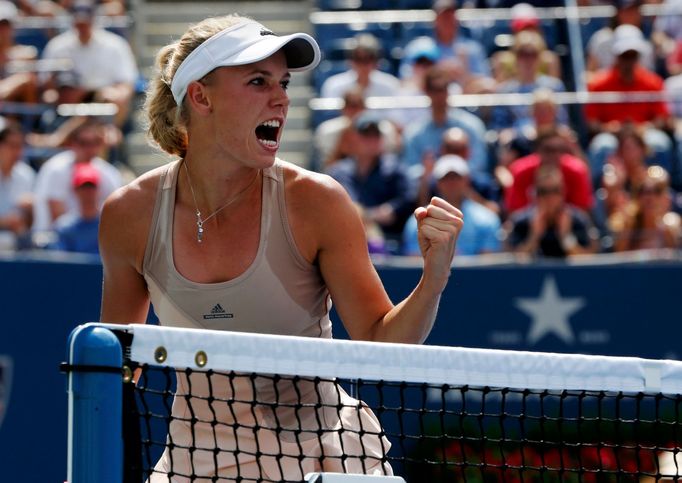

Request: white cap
left=0, top=1, right=17, bottom=22
left=611, top=24, right=647, bottom=57
left=433, top=154, right=470, bottom=180
left=171, top=19, right=321, bottom=105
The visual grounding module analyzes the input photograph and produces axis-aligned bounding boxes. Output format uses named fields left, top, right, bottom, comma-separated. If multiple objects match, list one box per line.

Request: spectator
left=40, top=0, right=138, bottom=126
left=490, top=3, right=562, bottom=83
left=611, top=166, right=681, bottom=251
left=398, top=36, right=439, bottom=95
left=504, top=129, right=593, bottom=215
left=652, top=0, right=682, bottom=75
left=415, top=127, right=500, bottom=214
left=586, top=0, right=655, bottom=77
left=402, top=65, right=488, bottom=178
left=32, top=118, right=122, bottom=232
left=666, top=40, right=682, bottom=77
left=320, top=33, right=401, bottom=100
left=315, top=87, right=400, bottom=169
left=403, top=154, right=501, bottom=257
left=50, top=161, right=101, bottom=255
left=0, top=118, right=33, bottom=249
left=490, top=30, right=568, bottom=131
left=664, top=71, right=682, bottom=187
left=605, top=126, right=652, bottom=195
left=0, top=1, right=38, bottom=103
left=400, top=0, right=490, bottom=92
left=504, top=164, right=599, bottom=258
left=592, top=127, right=654, bottom=247
left=327, top=112, right=416, bottom=252
left=593, top=163, right=630, bottom=251
left=585, top=24, right=674, bottom=181
left=496, top=88, right=583, bottom=184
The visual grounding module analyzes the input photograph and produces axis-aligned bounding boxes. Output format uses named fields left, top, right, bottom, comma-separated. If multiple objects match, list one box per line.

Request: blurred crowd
left=313, top=0, right=682, bottom=258
left=0, top=0, right=136, bottom=255
left=2, top=0, right=682, bottom=261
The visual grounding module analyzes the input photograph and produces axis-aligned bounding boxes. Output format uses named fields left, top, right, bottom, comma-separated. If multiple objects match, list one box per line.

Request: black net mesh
left=124, top=364, right=682, bottom=483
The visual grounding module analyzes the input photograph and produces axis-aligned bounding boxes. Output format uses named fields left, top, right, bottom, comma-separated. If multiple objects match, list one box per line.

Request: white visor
left=170, top=20, right=321, bottom=105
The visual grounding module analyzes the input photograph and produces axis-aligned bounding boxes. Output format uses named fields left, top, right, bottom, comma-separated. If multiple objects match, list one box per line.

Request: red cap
left=72, top=162, right=100, bottom=188
left=510, top=3, right=540, bottom=33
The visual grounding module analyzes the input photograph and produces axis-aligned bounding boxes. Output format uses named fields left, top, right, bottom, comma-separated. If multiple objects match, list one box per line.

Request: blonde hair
left=144, top=15, right=245, bottom=157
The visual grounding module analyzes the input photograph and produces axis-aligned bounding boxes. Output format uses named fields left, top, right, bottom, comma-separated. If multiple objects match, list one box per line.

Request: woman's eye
left=249, top=77, right=265, bottom=86
left=280, top=80, right=290, bottom=90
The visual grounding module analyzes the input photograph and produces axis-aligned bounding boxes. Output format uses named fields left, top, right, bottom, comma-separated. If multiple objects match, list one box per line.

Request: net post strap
left=127, top=324, right=682, bottom=394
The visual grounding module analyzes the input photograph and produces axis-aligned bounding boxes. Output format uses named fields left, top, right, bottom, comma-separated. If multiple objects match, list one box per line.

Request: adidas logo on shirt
left=203, top=303, right=234, bottom=320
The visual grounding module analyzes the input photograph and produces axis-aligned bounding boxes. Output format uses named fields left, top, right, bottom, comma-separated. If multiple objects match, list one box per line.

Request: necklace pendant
left=197, top=219, right=204, bottom=243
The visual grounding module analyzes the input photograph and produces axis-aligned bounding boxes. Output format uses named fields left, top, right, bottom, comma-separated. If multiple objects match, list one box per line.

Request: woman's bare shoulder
left=103, top=163, right=171, bottom=218
left=279, top=160, right=350, bottom=209
left=99, top=163, right=174, bottom=268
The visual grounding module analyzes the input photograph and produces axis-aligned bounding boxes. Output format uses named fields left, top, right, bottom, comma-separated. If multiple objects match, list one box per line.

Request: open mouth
left=255, top=119, right=281, bottom=148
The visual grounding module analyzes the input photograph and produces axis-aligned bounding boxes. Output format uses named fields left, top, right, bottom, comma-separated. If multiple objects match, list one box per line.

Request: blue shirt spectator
left=402, top=109, right=488, bottom=175
left=328, top=154, right=415, bottom=238
left=52, top=214, right=100, bottom=255
left=401, top=65, right=489, bottom=175
left=416, top=0, right=491, bottom=86
left=327, top=113, right=416, bottom=245
left=403, top=155, right=500, bottom=256
left=50, top=161, right=102, bottom=256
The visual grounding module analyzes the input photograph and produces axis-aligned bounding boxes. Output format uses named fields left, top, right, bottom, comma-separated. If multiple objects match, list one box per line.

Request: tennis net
left=66, top=323, right=682, bottom=482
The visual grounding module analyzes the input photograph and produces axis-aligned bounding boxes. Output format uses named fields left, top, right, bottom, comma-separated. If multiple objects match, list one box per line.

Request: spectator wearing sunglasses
left=504, top=129, right=593, bottom=216
left=504, top=164, right=598, bottom=258
left=611, top=166, right=681, bottom=252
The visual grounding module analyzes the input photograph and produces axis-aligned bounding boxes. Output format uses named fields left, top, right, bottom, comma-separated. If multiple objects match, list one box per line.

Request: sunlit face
left=72, top=126, right=105, bottom=163
left=425, top=80, right=449, bottom=110
left=436, top=172, right=467, bottom=203
left=537, top=136, right=567, bottom=165
left=196, top=51, right=291, bottom=169
left=533, top=102, right=556, bottom=126
left=353, top=125, right=384, bottom=159
left=619, top=136, right=646, bottom=167
left=0, top=21, right=13, bottom=48
left=637, top=183, right=667, bottom=214
left=350, top=50, right=378, bottom=78
left=0, top=131, right=23, bottom=167
left=434, top=9, right=457, bottom=42
left=535, top=180, right=564, bottom=213
left=75, top=183, right=99, bottom=209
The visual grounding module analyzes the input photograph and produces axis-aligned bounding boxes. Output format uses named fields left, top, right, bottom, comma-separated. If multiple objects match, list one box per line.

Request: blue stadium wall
left=0, top=255, right=680, bottom=481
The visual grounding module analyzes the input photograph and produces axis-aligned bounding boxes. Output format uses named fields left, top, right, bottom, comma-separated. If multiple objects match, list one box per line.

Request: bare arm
left=98, top=183, right=153, bottom=324
left=297, top=174, right=462, bottom=344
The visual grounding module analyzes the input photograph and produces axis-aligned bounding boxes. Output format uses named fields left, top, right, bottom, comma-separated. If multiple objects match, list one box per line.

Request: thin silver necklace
left=182, top=160, right=260, bottom=243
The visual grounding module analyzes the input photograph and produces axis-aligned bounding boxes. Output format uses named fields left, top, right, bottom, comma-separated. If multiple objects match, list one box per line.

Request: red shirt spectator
left=584, top=65, right=669, bottom=125
left=505, top=132, right=594, bottom=214
left=584, top=25, right=670, bottom=131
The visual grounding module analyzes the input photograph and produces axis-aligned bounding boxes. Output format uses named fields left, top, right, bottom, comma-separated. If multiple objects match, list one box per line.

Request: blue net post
left=67, top=324, right=123, bottom=483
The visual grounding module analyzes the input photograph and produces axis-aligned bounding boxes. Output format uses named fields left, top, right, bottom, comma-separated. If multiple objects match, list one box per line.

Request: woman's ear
left=185, top=80, right=212, bottom=116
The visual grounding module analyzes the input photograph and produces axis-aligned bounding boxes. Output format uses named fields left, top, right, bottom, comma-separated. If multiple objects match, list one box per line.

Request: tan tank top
left=142, top=161, right=391, bottom=478
left=142, top=159, right=332, bottom=339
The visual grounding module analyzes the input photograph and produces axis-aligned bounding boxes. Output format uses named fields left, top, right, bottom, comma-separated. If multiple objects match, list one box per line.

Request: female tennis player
left=99, top=14, right=463, bottom=482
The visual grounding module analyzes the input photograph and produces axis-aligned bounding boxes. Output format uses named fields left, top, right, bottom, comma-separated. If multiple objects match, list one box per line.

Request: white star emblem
left=514, top=276, right=586, bottom=345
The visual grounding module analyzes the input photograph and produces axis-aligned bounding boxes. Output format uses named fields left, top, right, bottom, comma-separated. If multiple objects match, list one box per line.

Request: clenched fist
left=415, top=196, right=464, bottom=291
